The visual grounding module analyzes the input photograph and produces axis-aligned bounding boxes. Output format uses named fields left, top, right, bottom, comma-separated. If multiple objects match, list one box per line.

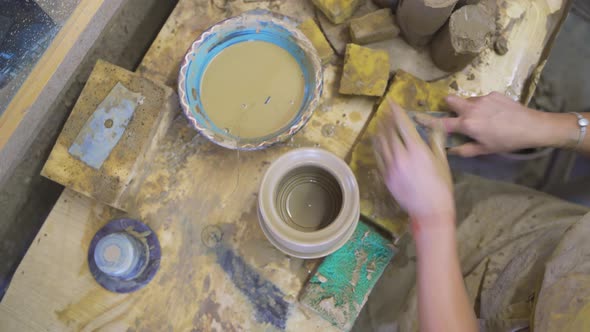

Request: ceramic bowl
left=178, top=10, right=323, bottom=150
left=258, top=148, right=360, bottom=258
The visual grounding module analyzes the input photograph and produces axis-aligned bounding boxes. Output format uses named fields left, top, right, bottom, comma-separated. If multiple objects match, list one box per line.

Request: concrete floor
left=0, top=0, right=177, bottom=299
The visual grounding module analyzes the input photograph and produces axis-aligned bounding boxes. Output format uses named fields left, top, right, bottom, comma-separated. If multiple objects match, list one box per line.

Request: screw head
left=201, top=225, right=223, bottom=248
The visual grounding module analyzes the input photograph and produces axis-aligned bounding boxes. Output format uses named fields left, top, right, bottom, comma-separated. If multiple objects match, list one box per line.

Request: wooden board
left=41, top=60, right=177, bottom=211
left=0, top=1, right=377, bottom=330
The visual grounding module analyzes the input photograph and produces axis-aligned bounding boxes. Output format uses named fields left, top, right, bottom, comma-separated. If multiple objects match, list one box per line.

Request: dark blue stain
left=216, top=247, right=289, bottom=329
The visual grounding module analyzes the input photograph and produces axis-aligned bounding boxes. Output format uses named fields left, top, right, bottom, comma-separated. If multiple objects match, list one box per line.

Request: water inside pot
left=275, top=166, right=343, bottom=232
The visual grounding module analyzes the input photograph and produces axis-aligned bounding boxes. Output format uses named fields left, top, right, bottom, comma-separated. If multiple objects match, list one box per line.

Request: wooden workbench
left=0, top=1, right=375, bottom=331
left=0, top=0, right=570, bottom=330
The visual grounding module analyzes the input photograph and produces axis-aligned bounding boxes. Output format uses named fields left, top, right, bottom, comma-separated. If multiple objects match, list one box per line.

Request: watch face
left=580, top=118, right=590, bottom=127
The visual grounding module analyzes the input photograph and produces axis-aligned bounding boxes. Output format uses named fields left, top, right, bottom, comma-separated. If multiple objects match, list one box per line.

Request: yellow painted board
left=340, top=44, right=390, bottom=97
left=298, top=17, right=335, bottom=65
left=349, top=71, right=453, bottom=237
left=311, top=0, right=363, bottom=24
left=41, top=60, right=177, bottom=211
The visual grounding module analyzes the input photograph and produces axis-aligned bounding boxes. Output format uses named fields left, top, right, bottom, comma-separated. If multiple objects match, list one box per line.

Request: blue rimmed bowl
left=178, top=10, right=323, bottom=150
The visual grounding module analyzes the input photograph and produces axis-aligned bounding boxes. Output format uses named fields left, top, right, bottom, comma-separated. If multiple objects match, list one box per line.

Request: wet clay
left=430, top=4, right=495, bottom=72
left=396, top=0, right=459, bottom=47
left=372, top=0, right=399, bottom=8
left=201, top=41, right=305, bottom=139
left=494, top=35, right=509, bottom=55
left=275, top=166, right=343, bottom=232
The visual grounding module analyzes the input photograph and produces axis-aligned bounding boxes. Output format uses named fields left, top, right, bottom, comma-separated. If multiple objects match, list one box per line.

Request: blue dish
left=178, top=10, right=323, bottom=150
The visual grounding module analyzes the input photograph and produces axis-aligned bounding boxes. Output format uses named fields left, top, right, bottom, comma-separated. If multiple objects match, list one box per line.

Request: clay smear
left=201, top=41, right=305, bottom=139
left=397, top=0, right=458, bottom=47
left=431, top=4, right=495, bottom=71
left=275, top=166, right=343, bottom=232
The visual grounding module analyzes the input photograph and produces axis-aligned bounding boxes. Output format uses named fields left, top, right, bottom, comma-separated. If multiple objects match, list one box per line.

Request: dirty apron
left=353, top=173, right=590, bottom=332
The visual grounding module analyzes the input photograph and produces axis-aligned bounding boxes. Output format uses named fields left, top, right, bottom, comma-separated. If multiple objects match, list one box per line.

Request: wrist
left=532, top=110, right=579, bottom=148
left=412, top=218, right=457, bottom=257
left=411, top=213, right=456, bottom=245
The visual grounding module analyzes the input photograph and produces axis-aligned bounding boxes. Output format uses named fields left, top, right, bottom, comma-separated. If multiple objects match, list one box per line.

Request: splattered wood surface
left=0, top=1, right=376, bottom=331
left=0, top=0, right=571, bottom=330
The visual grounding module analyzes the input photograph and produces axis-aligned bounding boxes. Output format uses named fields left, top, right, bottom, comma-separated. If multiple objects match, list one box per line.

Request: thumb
left=448, top=143, right=488, bottom=157
left=445, top=95, right=473, bottom=115
left=414, top=113, right=465, bottom=134
left=426, top=116, right=448, bottom=164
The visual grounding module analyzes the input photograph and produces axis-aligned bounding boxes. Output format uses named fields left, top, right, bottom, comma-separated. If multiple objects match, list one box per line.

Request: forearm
left=531, top=110, right=590, bottom=153
left=413, top=218, right=477, bottom=332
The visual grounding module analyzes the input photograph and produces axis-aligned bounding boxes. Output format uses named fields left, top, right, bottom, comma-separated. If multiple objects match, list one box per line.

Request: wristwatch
left=571, top=112, right=589, bottom=149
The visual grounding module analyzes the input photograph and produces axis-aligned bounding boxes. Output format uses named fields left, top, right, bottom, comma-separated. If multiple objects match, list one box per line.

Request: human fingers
left=415, top=113, right=465, bottom=135
left=374, top=129, right=393, bottom=170
left=413, top=112, right=439, bottom=129
left=379, top=107, right=409, bottom=157
left=412, top=113, right=447, bottom=157
left=428, top=117, right=448, bottom=165
left=372, top=136, right=389, bottom=179
left=388, top=99, right=422, bottom=148
left=445, top=95, right=473, bottom=115
left=448, top=142, right=488, bottom=157
left=440, top=117, right=464, bottom=134
left=378, top=116, right=407, bottom=162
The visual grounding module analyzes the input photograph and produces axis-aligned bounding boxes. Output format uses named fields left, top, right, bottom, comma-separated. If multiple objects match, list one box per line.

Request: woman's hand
left=373, top=100, right=455, bottom=228
left=375, top=101, right=477, bottom=332
left=428, top=92, right=551, bottom=157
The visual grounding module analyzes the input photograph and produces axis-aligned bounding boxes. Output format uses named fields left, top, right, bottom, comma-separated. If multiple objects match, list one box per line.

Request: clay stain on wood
left=216, top=246, right=290, bottom=329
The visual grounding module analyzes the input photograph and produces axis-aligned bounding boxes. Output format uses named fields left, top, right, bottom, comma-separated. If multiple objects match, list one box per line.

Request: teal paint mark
left=300, top=221, right=395, bottom=331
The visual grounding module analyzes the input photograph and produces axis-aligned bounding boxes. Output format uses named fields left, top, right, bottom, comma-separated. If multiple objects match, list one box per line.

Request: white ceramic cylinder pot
left=258, top=148, right=360, bottom=258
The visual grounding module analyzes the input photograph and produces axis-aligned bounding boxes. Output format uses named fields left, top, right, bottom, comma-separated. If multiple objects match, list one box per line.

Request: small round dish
left=178, top=10, right=323, bottom=150
left=88, top=218, right=161, bottom=293
left=258, top=148, right=360, bottom=259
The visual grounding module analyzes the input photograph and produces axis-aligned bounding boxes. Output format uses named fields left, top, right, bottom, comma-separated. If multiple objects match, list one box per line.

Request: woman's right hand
left=425, top=92, right=553, bottom=157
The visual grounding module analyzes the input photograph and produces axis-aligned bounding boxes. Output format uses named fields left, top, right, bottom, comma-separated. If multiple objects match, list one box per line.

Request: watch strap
left=570, top=112, right=588, bottom=149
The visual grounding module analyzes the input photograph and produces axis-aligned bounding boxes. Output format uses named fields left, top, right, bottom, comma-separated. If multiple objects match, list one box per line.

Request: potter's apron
left=354, top=173, right=590, bottom=332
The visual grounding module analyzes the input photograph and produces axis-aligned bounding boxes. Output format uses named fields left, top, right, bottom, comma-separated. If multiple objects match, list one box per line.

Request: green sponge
left=299, top=221, right=395, bottom=331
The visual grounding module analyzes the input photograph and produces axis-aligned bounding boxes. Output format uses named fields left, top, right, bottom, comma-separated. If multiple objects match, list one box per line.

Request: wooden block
left=312, top=0, right=364, bottom=24
left=299, top=18, right=335, bottom=65
left=41, top=60, right=178, bottom=211
left=348, top=71, right=452, bottom=237
left=300, top=221, right=395, bottom=331
left=349, top=9, right=400, bottom=44
left=339, top=44, right=390, bottom=97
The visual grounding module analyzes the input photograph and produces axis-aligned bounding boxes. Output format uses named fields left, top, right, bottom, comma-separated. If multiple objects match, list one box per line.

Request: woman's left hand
left=372, top=100, right=455, bottom=227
